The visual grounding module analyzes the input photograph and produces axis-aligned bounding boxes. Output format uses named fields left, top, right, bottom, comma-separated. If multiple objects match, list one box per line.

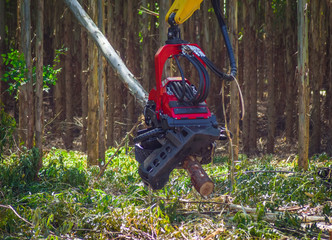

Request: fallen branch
left=0, top=204, right=33, bottom=226
left=174, top=200, right=332, bottom=224
left=203, top=228, right=225, bottom=240
left=240, top=170, right=296, bottom=174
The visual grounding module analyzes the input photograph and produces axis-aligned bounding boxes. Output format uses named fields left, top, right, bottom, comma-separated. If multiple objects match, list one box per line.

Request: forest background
left=0, top=0, right=332, bottom=239
left=0, top=0, right=331, bottom=166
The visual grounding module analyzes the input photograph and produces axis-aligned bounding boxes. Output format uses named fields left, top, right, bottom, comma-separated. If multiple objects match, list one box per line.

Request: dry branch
left=0, top=204, right=33, bottom=226
left=176, top=199, right=332, bottom=224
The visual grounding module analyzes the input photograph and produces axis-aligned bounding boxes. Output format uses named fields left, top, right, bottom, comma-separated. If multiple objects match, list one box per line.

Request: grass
left=0, top=147, right=331, bottom=239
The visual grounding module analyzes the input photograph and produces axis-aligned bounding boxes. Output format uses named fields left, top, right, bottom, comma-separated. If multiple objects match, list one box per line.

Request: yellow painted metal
left=166, top=0, right=203, bottom=24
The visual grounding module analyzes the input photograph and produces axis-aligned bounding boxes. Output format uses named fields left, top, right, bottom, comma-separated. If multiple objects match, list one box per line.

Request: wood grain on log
left=183, top=156, right=214, bottom=197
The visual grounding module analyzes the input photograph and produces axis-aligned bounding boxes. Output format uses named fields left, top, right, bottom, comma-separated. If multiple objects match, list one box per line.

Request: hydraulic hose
left=211, top=0, right=237, bottom=79
left=170, top=53, right=210, bottom=105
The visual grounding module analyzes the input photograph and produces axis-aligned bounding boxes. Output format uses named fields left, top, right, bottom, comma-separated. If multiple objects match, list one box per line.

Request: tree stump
left=182, top=156, right=214, bottom=196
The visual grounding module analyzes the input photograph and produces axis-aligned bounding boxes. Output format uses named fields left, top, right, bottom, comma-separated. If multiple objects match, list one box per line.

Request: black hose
left=170, top=53, right=210, bottom=105
left=174, top=55, right=186, bottom=101
left=211, top=0, right=237, bottom=79
left=184, top=54, right=209, bottom=104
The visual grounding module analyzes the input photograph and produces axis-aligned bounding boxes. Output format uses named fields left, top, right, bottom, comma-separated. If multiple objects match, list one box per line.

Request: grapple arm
left=166, top=0, right=203, bottom=25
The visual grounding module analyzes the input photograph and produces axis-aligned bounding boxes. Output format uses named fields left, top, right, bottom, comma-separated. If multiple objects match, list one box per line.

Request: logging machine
left=134, top=0, right=237, bottom=196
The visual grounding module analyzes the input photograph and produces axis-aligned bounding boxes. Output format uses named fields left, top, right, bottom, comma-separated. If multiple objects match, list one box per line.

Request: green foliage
left=0, top=147, right=39, bottom=193
left=40, top=149, right=88, bottom=187
left=234, top=155, right=332, bottom=209
left=0, top=105, right=16, bottom=159
left=232, top=211, right=281, bottom=239
left=1, top=48, right=65, bottom=99
left=0, top=149, right=331, bottom=239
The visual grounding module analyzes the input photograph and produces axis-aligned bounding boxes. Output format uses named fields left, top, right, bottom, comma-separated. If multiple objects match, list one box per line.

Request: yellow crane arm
left=166, top=0, right=203, bottom=25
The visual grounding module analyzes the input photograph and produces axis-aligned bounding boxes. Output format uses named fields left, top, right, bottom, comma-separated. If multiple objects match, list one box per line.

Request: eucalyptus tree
left=297, top=0, right=309, bottom=171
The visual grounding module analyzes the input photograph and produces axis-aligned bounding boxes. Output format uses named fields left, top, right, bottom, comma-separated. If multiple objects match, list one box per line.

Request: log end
left=183, top=156, right=214, bottom=197
left=198, top=181, right=214, bottom=197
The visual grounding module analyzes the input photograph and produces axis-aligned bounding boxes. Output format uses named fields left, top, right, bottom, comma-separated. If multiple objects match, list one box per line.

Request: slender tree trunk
left=297, top=0, right=309, bottom=171
left=80, top=0, right=88, bottom=152
left=125, top=0, right=135, bottom=133
left=202, top=2, right=212, bottom=106
left=326, top=1, right=332, bottom=155
left=237, top=2, right=244, bottom=150
left=98, top=0, right=105, bottom=163
left=0, top=0, right=4, bottom=104
left=63, top=8, right=73, bottom=149
left=242, top=2, right=250, bottom=154
left=309, top=0, right=324, bottom=155
left=141, top=0, right=152, bottom=92
left=285, top=0, right=296, bottom=144
left=257, top=2, right=265, bottom=102
left=111, top=0, right=123, bottom=145
left=35, top=0, right=43, bottom=169
left=71, top=18, right=82, bottom=122
left=248, top=1, right=257, bottom=155
left=257, top=36, right=265, bottom=101
left=243, top=0, right=257, bottom=155
left=87, top=0, right=99, bottom=165
left=54, top=2, right=65, bottom=135
left=149, top=1, right=158, bottom=90
left=266, top=1, right=275, bottom=154
left=20, top=0, right=34, bottom=149
left=106, top=0, right=114, bottom=147
left=158, top=0, right=169, bottom=47
left=229, top=0, right=239, bottom=187
left=158, top=0, right=171, bottom=77
left=275, top=34, right=286, bottom=119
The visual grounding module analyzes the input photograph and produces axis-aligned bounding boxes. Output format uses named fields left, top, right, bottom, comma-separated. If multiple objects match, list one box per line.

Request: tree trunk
left=98, top=0, right=105, bottom=164
left=229, top=0, right=239, bottom=187
left=110, top=0, right=123, bottom=145
left=63, top=7, right=74, bottom=149
left=80, top=0, right=88, bottom=152
left=106, top=0, right=114, bottom=147
left=242, top=2, right=250, bottom=154
left=243, top=0, right=257, bottom=155
left=309, top=0, right=324, bottom=155
left=87, top=0, right=99, bottom=165
left=35, top=0, right=43, bottom=169
left=20, top=0, right=34, bottom=149
left=257, top=2, right=265, bottom=102
left=266, top=1, right=275, bottom=154
left=285, top=0, right=297, bottom=144
left=158, top=0, right=171, bottom=77
left=125, top=0, right=135, bottom=133
left=141, top=0, right=152, bottom=92
left=297, top=0, right=310, bottom=171
left=248, top=0, right=257, bottom=155
left=0, top=0, right=4, bottom=104
left=54, top=1, right=65, bottom=137
left=158, top=0, right=169, bottom=47
left=326, top=1, right=332, bottom=156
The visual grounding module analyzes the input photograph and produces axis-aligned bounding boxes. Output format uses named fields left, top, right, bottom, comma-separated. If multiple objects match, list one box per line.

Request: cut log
left=183, top=156, right=214, bottom=197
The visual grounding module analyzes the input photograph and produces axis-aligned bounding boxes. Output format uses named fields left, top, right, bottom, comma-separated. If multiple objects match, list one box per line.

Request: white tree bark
left=63, top=0, right=148, bottom=108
